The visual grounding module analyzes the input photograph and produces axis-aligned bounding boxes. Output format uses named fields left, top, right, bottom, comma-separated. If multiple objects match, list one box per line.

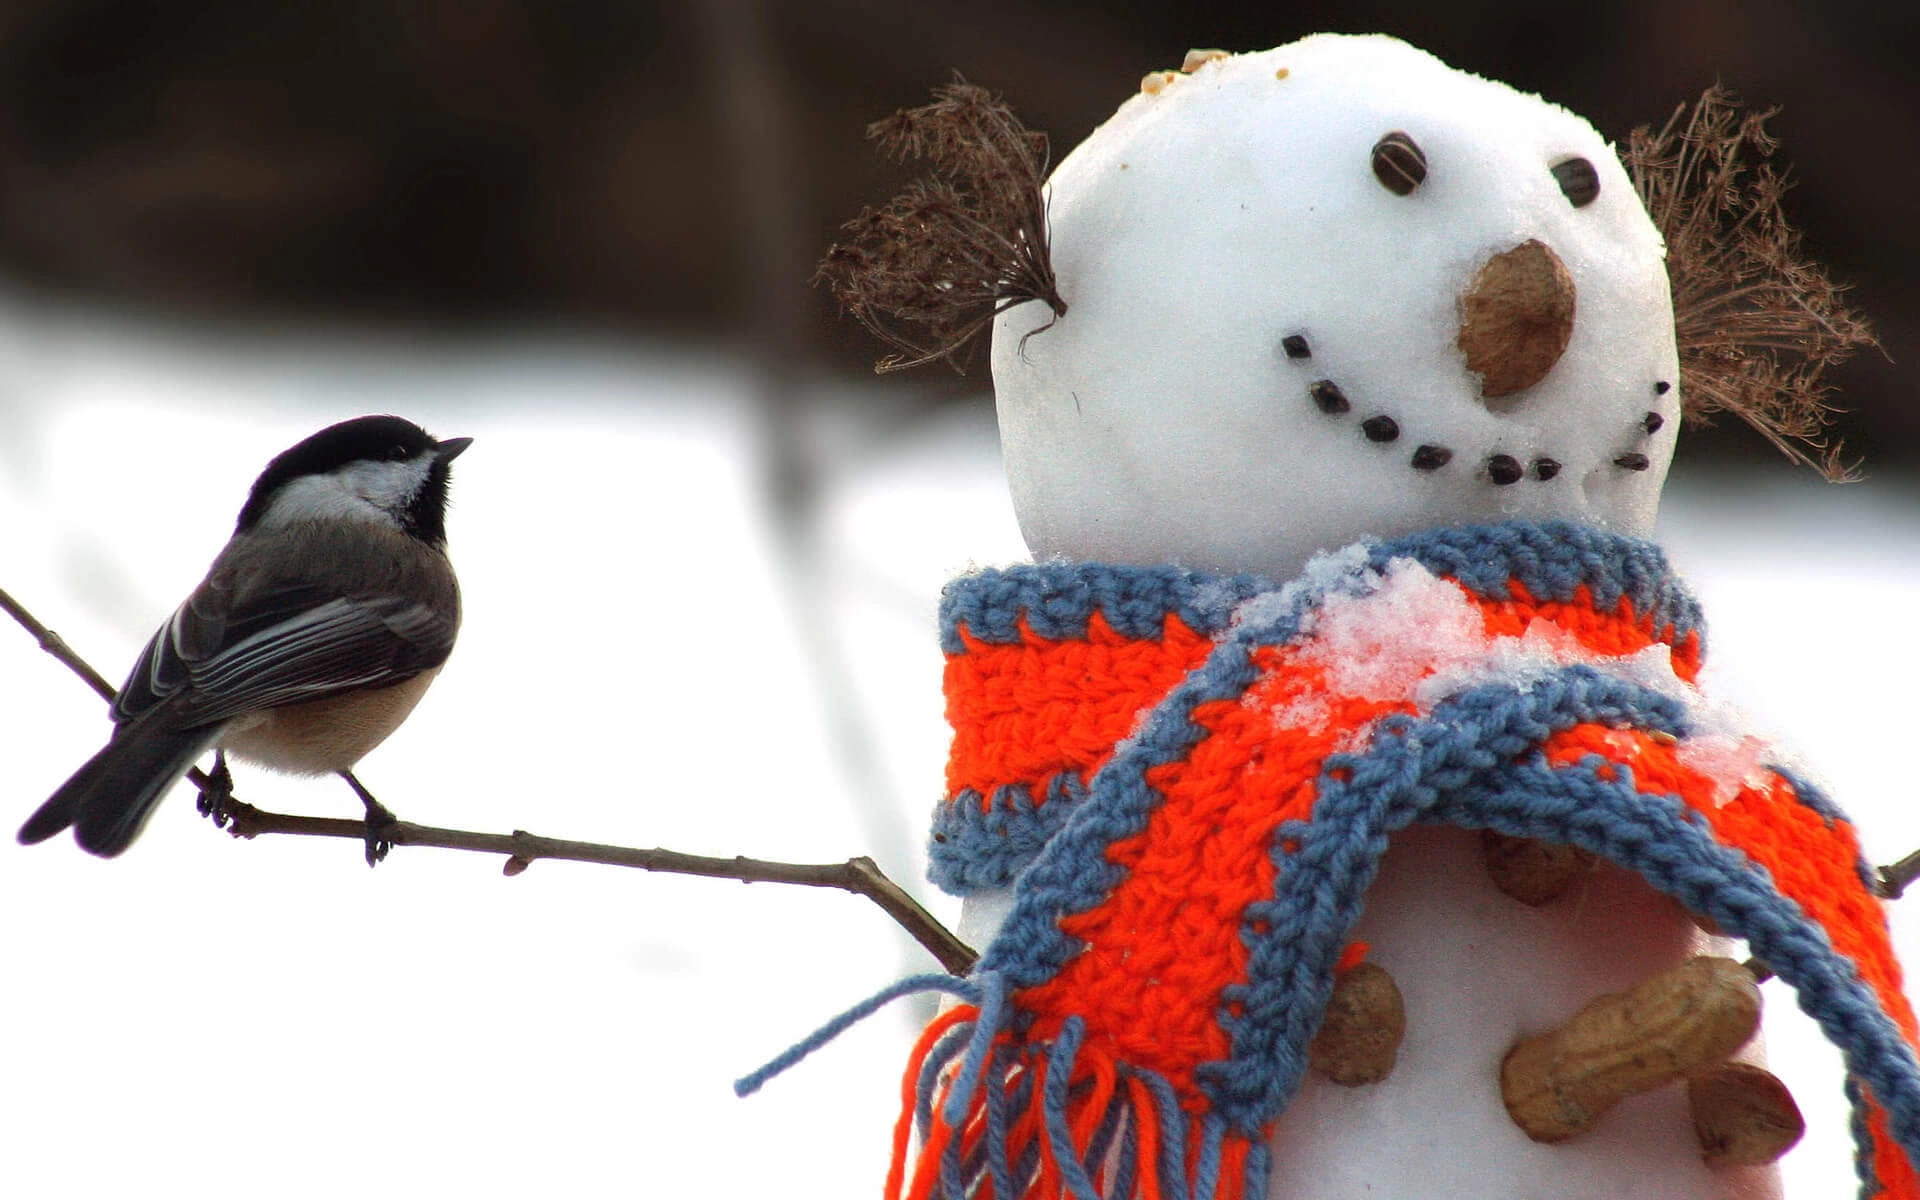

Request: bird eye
left=385, top=444, right=412, bottom=461
left=1371, top=131, right=1427, bottom=196
left=1551, top=157, right=1600, bottom=208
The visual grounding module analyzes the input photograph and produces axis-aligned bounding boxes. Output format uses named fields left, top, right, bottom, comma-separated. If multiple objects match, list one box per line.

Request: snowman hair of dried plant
left=1628, top=85, right=1878, bottom=481
left=815, top=77, right=1065, bottom=374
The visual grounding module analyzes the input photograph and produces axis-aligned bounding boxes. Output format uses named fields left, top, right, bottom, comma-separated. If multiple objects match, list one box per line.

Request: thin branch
left=215, top=799, right=977, bottom=974
left=0, top=584, right=119, bottom=703
left=3, top=581, right=978, bottom=975
left=1879, top=848, right=1920, bottom=900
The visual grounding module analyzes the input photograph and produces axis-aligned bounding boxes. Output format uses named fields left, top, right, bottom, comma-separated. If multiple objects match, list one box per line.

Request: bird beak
left=436, top=436, right=474, bottom=461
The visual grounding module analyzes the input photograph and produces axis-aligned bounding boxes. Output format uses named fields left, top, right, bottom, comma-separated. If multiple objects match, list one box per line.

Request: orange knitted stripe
left=1017, top=645, right=1410, bottom=1098
left=1867, top=1103, right=1920, bottom=1199
left=1475, top=582, right=1702, bottom=683
left=945, top=612, right=1215, bottom=802
left=1540, top=726, right=1916, bottom=1042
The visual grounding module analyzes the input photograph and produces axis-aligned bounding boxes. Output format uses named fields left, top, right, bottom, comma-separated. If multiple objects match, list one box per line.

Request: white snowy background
left=3, top=303, right=1917, bottom=1198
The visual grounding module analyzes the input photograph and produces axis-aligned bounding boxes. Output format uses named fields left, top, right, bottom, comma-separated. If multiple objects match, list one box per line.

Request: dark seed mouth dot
left=1282, top=334, right=1311, bottom=360
left=1532, top=458, right=1562, bottom=481
left=1361, top=415, right=1400, bottom=442
left=1411, top=445, right=1452, bottom=470
left=1487, top=455, right=1524, bottom=486
left=1654, top=380, right=1672, bottom=395
left=1615, top=453, right=1651, bottom=471
left=1310, top=380, right=1350, bottom=414
left=1642, top=411, right=1664, bottom=434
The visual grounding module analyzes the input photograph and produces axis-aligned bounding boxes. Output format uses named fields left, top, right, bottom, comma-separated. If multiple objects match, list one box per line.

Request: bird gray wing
left=112, top=581, right=457, bottom=729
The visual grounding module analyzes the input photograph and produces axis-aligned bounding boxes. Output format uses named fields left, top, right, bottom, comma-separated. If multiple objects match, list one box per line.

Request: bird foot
left=340, top=771, right=398, bottom=867
left=195, top=751, right=238, bottom=828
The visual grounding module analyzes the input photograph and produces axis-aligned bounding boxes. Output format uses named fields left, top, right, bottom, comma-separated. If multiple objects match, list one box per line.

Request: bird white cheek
left=255, top=460, right=430, bottom=530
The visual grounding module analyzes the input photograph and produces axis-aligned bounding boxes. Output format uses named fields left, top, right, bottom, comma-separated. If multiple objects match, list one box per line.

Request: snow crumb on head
left=1225, top=552, right=1805, bottom=809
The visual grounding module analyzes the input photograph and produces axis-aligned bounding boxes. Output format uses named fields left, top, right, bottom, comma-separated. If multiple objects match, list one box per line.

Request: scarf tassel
left=890, top=1004, right=1269, bottom=1200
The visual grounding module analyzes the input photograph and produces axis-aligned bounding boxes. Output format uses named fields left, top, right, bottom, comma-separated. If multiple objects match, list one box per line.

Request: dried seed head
left=1411, top=444, right=1453, bottom=470
left=1371, top=131, right=1428, bottom=196
left=1487, top=454, right=1524, bottom=486
left=1362, top=415, right=1400, bottom=442
left=1281, top=333, right=1312, bottom=360
left=815, top=78, right=1065, bottom=374
left=1628, top=85, right=1877, bottom=480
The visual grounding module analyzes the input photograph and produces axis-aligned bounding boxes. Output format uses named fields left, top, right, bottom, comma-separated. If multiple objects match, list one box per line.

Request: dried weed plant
left=1629, top=85, right=1878, bottom=480
left=815, top=79, right=1064, bottom=373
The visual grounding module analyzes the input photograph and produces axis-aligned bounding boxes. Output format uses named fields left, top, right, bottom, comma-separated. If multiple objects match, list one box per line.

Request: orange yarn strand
left=1126, top=1075, right=1164, bottom=1200
left=888, top=1005, right=978, bottom=1200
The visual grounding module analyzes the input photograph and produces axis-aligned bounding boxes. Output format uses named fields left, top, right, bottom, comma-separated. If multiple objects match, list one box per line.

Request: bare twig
left=1879, top=848, right=1920, bottom=900
left=0, top=584, right=119, bottom=703
left=215, top=799, right=977, bottom=974
left=4, top=581, right=978, bottom=975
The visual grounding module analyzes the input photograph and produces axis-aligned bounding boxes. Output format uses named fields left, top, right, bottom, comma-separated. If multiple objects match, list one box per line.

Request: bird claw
left=363, top=809, right=397, bottom=866
left=341, top=770, right=397, bottom=867
left=196, top=751, right=238, bottom=828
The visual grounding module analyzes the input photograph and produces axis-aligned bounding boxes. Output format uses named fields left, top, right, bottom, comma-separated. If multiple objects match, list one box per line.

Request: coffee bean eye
left=1372, top=131, right=1427, bottom=196
left=1551, top=157, right=1600, bottom=208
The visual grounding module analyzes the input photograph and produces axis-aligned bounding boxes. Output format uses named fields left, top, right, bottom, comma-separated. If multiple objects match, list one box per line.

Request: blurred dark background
left=0, top=1, right=1911, bottom=467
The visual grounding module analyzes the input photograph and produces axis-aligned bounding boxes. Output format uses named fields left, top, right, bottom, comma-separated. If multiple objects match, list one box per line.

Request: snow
left=0, top=35, right=1911, bottom=1195
left=0, top=311, right=1914, bottom=1198
left=968, top=34, right=1889, bottom=1200
left=993, top=35, right=1677, bottom=582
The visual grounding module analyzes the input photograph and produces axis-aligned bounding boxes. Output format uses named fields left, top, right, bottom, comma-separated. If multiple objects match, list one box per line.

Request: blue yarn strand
left=1042, top=1017, right=1105, bottom=1200
left=734, top=973, right=981, bottom=1097
left=942, top=970, right=1009, bottom=1127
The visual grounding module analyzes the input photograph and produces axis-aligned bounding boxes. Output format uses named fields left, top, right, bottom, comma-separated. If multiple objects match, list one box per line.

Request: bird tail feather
left=18, top=724, right=219, bottom=856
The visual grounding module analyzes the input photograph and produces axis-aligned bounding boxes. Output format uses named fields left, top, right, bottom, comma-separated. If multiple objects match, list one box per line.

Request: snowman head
left=991, top=35, right=1679, bottom=579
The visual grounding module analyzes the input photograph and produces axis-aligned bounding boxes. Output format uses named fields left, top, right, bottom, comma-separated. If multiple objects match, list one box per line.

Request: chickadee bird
left=18, top=414, right=470, bottom=860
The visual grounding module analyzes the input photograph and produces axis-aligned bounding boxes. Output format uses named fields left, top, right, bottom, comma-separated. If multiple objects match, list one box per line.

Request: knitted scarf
left=747, top=521, right=1920, bottom=1200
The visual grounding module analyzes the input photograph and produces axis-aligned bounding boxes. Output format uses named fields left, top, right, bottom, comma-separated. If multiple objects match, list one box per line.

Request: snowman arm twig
left=2, top=584, right=980, bottom=976
left=207, top=799, right=980, bottom=974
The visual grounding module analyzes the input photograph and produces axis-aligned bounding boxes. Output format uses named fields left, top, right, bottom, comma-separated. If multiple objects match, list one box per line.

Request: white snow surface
left=1, top=311, right=1917, bottom=1199
left=994, top=35, right=1678, bottom=582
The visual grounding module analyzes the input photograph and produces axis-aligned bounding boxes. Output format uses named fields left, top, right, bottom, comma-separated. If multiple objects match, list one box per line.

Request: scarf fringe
left=737, top=971, right=1269, bottom=1200
left=889, top=985, right=1269, bottom=1200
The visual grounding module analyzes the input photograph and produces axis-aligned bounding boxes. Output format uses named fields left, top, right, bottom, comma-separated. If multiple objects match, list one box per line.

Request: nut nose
left=1456, top=239, right=1575, bottom=398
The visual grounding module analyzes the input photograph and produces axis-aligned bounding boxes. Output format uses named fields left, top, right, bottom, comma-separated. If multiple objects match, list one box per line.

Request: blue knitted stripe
left=939, top=562, right=1268, bottom=654
left=1184, top=671, right=1920, bottom=1194
left=938, top=522, right=1699, bottom=656
left=1462, top=758, right=1916, bottom=1196
left=928, top=775, right=1088, bottom=896
left=975, top=523, right=1688, bottom=986
left=1200, top=667, right=1687, bottom=1123
left=1364, top=520, right=1704, bottom=650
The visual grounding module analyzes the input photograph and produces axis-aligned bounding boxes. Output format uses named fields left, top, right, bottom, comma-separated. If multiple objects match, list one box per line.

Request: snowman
left=791, top=33, right=1919, bottom=1200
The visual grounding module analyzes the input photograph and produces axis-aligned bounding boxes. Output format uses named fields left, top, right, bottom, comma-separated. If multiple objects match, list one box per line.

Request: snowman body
left=962, top=35, right=1777, bottom=1200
